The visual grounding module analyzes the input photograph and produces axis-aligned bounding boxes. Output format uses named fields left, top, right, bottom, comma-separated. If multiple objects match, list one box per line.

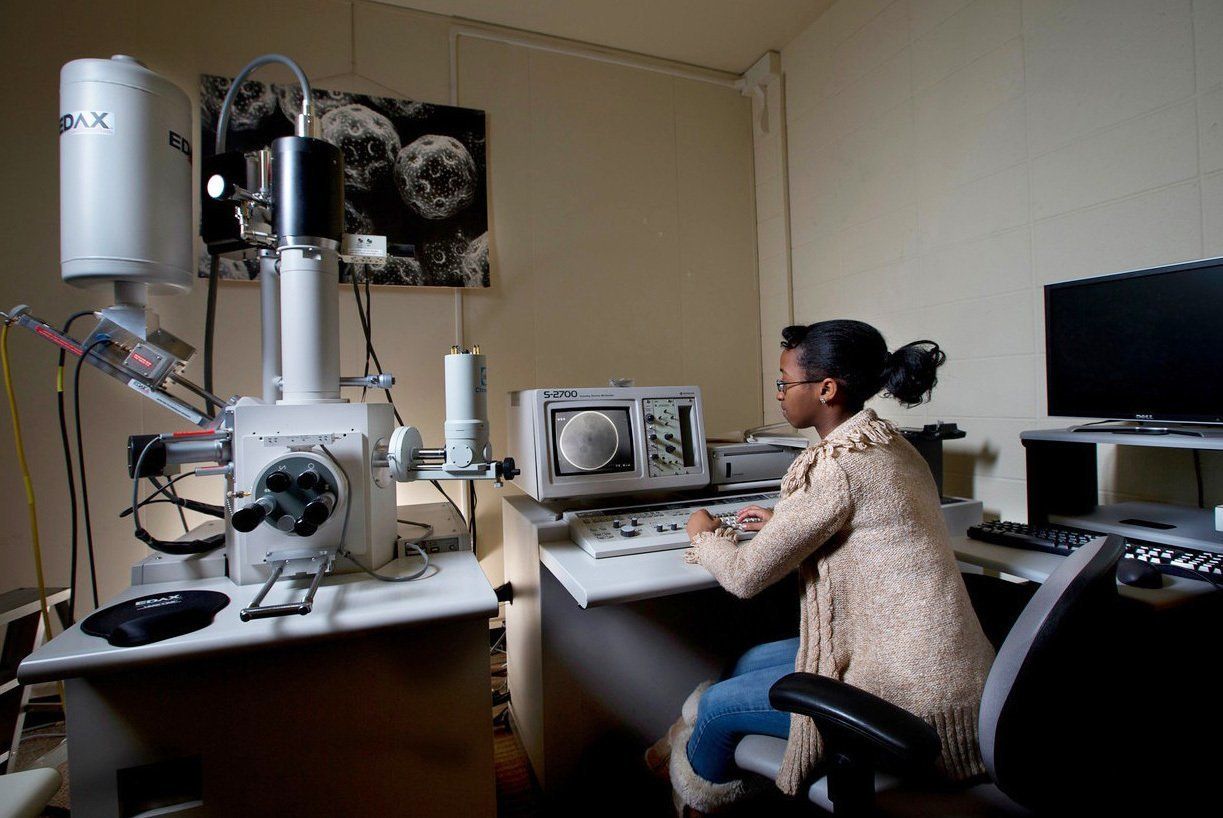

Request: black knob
left=232, top=505, right=267, bottom=533
left=645, top=413, right=655, bottom=423
left=294, top=519, right=318, bottom=537
left=499, top=457, right=520, bottom=480
left=297, top=471, right=319, bottom=490
left=665, top=445, right=676, bottom=454
left=302, top=492, right=336, bottom=525
left=266, top=471, right=291, bottom=492
left=664, top=433, right=674, bottom=441
left=232, top=496, right=276, bottom=533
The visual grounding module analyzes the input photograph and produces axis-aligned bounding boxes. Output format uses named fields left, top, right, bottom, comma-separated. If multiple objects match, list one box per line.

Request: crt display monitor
left=1045, top=257, right=1223, bottom=424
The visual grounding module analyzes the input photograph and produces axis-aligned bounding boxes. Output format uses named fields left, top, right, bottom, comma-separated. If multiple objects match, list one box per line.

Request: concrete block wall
left=779, top=0, right=1223, bottom=520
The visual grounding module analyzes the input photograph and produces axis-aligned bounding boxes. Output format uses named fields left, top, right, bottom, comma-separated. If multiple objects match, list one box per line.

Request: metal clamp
left=340, top=373, right=395, bottom=389
left=240, top=549, right=331, bottom=621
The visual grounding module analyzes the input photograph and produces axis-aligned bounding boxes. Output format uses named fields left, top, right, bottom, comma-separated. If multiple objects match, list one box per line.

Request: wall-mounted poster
left=199, top=75, right=489, bottom=287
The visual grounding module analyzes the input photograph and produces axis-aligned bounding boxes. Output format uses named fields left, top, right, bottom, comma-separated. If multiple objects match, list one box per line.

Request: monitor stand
left=1068, top=422, right=1223, bottom=439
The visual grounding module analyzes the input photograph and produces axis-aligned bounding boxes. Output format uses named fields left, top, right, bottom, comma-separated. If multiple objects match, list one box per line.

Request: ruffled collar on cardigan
left=779, top=408, right=897, bottom=496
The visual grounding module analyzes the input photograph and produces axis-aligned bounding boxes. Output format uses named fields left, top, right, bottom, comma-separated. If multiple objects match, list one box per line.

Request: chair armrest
left=769, top=673, right=940, bottom=773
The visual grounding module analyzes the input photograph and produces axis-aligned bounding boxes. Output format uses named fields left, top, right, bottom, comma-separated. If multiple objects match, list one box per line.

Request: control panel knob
left=645, top=413, right=655, bottom=423
left=619, top=525, right=639, bottom=537
left=664, top=433, right=674, bottom=441
left=266, top=471, right=291, bottom=493
left=665, top=445, right=676, bottom=454
left=612, top=519, right=622, bottom=529
left=232, top=496, right=276, bottom=533
left=631, top=517, right=640, bottom=526
left=302, top=492, right=336, bottom=525
left=498, top=457, right=521, bottom=480
left=655, top=524, right=666, bottom=533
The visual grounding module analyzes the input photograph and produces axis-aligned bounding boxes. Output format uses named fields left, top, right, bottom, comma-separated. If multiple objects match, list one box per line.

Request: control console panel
left=565, top=491, right=779, bottom=558
left=508, top=386, right=709, bottom=501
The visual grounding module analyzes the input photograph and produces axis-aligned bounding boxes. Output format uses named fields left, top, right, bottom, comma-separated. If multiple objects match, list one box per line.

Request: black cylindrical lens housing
left=272, top=136, right=343, bottom=242
left=302, top=492, right=336, bottom=525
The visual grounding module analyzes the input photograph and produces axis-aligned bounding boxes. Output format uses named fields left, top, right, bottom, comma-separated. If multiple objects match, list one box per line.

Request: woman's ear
left=820, top=378, right=838, bottom=404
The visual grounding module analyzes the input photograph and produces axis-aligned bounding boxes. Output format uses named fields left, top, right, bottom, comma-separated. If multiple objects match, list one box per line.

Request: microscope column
left=272, top=135, right=344, bottom=404
left=258, top=251, right=281, bottom=404
left=279, top=245, right=340, bottom=402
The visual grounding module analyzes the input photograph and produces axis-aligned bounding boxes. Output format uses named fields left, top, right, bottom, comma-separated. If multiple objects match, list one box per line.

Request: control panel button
left=266, top=471, right=291, bottom=493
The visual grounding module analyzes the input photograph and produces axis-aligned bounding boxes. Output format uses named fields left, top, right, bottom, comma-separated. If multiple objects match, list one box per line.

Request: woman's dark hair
left=780, top=320, right=945, bottom=409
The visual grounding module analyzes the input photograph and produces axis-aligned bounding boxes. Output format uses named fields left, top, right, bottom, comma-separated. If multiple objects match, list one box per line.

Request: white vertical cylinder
left=60, top=56, right=192, bottom=292
left=259, top=252, right=281, bottom=404
left=444, top=351, right=489, bottom=468
left=278, top=247, right=341, bottom=403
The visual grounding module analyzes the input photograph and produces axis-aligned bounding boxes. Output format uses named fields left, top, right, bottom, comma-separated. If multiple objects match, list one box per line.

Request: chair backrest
left=979, top=534, right=1124, bottom=810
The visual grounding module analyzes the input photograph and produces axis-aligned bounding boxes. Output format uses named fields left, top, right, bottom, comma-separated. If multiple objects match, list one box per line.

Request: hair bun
left=882, top=340, right=945, bottom=407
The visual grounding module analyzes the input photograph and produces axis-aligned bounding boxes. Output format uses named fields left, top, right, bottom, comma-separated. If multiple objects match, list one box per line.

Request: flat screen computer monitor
left=1045, top=257, right=1223, bottom=424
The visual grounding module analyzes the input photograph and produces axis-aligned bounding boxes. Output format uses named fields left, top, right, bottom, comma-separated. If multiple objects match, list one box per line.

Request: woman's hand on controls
left=686, top=509, right=719, bottom=539
left=735, top=505, right=773, bottom=532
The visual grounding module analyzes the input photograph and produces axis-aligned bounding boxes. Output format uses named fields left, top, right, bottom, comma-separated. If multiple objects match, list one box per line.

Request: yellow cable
left=1, top=324, right=58, bottom=672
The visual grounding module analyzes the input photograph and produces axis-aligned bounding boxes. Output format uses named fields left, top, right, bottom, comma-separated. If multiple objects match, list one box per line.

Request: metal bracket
left=240, top=549, right=332, bottom=621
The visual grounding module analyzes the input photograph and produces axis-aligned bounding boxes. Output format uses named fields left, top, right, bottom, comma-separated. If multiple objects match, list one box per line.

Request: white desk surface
left=540, top=536, right=1212, bottom=610
left=19, top=551, right=497, bottom=684
left=541, top=541, right=715, bottom=608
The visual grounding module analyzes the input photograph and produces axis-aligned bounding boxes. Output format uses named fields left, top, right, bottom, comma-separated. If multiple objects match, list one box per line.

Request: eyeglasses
left=775, top=379, right=822, bottom=393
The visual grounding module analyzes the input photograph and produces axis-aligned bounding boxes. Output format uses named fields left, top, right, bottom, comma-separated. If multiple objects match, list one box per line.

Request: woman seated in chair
left=653, top=319, right=994, bottom=815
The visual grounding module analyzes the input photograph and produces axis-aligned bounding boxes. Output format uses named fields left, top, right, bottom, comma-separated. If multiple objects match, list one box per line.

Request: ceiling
left=381, top=1, right=834, bottom=74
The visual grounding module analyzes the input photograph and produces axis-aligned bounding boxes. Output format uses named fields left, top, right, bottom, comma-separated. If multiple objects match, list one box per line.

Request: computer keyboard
left=966, top=520, right=1223, bottom=585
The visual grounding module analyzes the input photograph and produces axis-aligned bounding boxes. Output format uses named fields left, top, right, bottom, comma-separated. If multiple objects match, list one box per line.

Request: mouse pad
left=82, top=590, right=230, bottom=647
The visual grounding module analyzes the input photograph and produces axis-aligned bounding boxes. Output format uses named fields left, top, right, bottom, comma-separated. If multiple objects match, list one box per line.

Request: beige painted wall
left=0, top=1, right=760, bottom=606
left=779, top=0, right=1223, bottom=520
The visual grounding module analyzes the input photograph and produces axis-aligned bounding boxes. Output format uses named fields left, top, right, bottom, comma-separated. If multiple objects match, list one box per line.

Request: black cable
left=468, top=479, right=478, bottom=553
left=1193, top=450, right=1204, bottom=509
left=74, top=337, right=111, bottom=609
left=120, top=469, right=198, bottom=514
left=56, top=310, right=93, bottom=624
left=204, top=253, right=219, bottom=418
left=121, top=497, right=225, bottom=519
left=150, top=476, right=189, bottom=533
left=350, top=273, right=403, bottom=425
left=360, top=272, right=372, bottom=403
left=348, top=273, right=470, bottom=530
left=129, top=439, right=222, bottom=555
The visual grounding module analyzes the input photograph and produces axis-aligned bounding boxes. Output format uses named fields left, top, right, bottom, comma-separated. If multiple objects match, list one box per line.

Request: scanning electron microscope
left=9, top=53, right=516, bottom=619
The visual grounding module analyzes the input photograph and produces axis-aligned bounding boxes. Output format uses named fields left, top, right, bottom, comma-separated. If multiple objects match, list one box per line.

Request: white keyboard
left=565, top=491, right=779, bottom=558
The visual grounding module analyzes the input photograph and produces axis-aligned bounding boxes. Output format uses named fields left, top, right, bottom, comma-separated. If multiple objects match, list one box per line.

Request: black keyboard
left=966, top=520, right=1223, bottom=585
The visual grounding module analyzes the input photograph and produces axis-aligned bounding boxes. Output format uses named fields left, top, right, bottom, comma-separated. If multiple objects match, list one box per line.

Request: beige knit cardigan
left=686, top=408, right=994, bottom=796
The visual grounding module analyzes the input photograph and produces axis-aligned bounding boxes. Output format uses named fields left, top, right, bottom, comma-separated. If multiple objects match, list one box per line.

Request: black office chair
left=734, top=534, right=1128, bottom=816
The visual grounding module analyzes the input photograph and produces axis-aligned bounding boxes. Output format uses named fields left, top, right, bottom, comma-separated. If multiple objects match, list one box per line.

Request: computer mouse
left=1116, top=559, right=1162, bottom=589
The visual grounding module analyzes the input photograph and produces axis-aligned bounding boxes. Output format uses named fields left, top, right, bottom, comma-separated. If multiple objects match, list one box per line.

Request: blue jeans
left=686, top=637, right=799, bottom=783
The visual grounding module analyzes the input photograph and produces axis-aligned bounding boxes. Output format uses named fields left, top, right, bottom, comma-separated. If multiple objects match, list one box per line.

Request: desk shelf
left=1020, top=427, right=1223, bottom=555
left=1, top=587, right=70, bottom=771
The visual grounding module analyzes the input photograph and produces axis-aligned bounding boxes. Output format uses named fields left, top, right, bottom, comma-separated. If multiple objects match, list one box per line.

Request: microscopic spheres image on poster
left=199, top=74, right=489, bottom=288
